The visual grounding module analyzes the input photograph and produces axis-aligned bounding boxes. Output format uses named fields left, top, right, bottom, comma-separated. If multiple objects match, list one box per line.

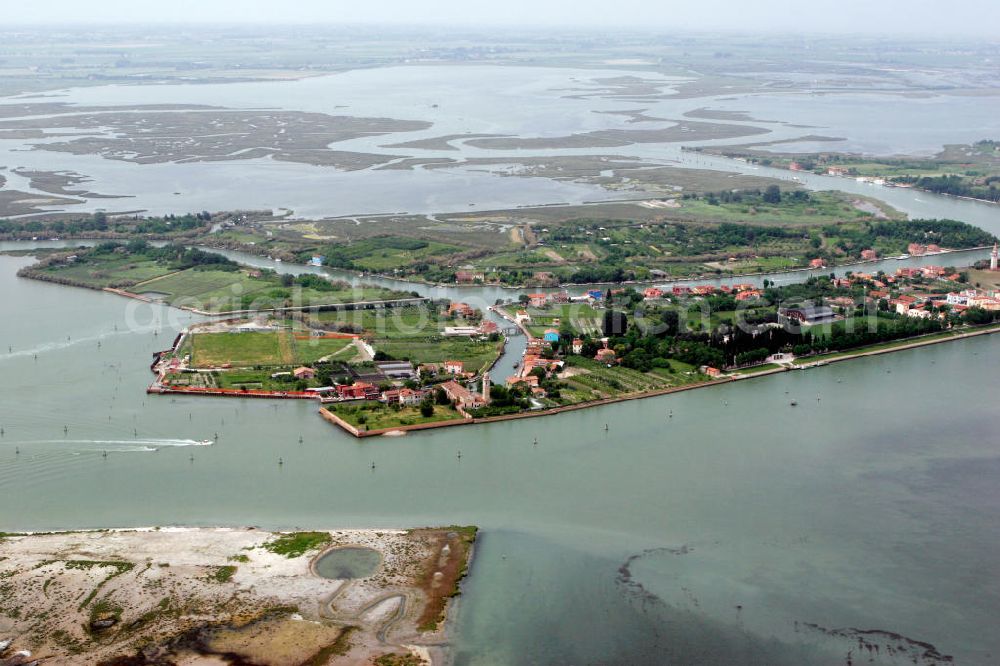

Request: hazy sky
left=8, top=0, right=1000, bottom=36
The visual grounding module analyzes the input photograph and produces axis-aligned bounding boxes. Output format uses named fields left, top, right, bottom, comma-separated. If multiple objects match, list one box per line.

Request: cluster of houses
left=505, top=337, right=565, bottom=398
left=259, top=355, right=493, bottom=410
left=444, top=302, right=499, bottom=337
left=789, top=266, right=1000, bottom=320
left=641, top=283, right=764, bottom=302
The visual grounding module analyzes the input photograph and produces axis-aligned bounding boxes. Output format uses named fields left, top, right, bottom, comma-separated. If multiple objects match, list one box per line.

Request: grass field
left=190, top=331, right=294, bottom=368
left=186, top=330, right=363, bottom=368
left=292, top=336, right=362, bottom=364
left=374, top=337, right=502, bottom=373
left=315, top=306, right=442, bottom=339
left=326, top=403, right=464, bottom=431
left=37, top=257, right=174, bottom=288
left=133, top=269, right=407, bottom=312
left=677, top=191, right=880, bottom=227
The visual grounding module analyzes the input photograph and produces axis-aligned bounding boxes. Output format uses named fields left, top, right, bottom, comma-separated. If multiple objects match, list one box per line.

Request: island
left=147, top=302, right=506, bottom=417
left=17, top=241, right=422, bottom=315
left=133, top=250, right=1000, bottom=437
left=686, top=139, right=1000, bottom=204
left=327, top=260, right=1000, bottom=436
left=0, top=526, right=476, bottom=665
left=7, top=188, right=996, bottom=291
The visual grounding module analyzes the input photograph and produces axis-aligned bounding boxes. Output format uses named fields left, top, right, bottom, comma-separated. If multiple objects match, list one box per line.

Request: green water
left=314, top=547, right=382, bottom=580
left=1, top=253, right=999, bottom=664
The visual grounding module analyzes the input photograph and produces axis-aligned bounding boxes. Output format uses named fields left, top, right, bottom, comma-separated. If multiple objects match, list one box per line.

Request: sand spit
left=0, top=526, right=476, bottom=665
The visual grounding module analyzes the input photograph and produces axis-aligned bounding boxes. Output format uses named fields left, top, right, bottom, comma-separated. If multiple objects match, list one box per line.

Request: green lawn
left=187, top=330, right=363, bottom=368
left=374, top=337, right=502, bottom=374
left=729, top=363, right=783, bottom=375
left=38, top=257, right=174, bottom=288
left=325, top=403, right=464, bottom=431
left=135, top=269, right=269, bottom=309
left=315, top=306, right=452, bottom=339
left=292, top=336, right=362, bottom=365
left=190, top=331, right=294, bottom=368
left=133, top=270, right=411, bottom=313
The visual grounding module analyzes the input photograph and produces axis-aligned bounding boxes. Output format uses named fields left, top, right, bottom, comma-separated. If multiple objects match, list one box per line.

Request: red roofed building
left=595, top=348, right=617, bottom=364
left=443, top=360, right=465, bottom=375
left=448, top=302, right=476, bottom=318
left=735, top=289, right=763, bottom=301
left=507, top=374, right=540, bottom=388
left=892, top=294, right=919, bottom=314
left=527, top=293, right=549, bottom=308
left=809, top=258, right=827, bottom=269
left=441, top=380, right=489, bottom=409
left=860, top=249, right=878, bottom=261
left=869, top=289, right=890, bottom=301
left=336, top=382, right=379, bottom=400
left=643, top=287, right=664, bottom=299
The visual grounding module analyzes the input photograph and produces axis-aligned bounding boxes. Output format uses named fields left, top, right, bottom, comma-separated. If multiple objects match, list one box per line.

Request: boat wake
left=9, top=438, right=213, bottom=452
left=0, top=327, right=157, bottom=363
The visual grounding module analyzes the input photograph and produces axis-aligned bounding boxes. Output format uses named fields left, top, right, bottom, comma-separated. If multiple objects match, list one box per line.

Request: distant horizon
left=2, top=21, right=999, bottom=42
left=5, top=0, right=1000, bottom=39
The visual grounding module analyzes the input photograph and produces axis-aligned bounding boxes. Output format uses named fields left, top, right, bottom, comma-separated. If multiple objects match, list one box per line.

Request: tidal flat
left=0, top=527, right=476, bottom=665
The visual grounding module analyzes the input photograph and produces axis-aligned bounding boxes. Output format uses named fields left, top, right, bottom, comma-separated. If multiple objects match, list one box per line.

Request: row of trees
left=897, top=175, right=1000, bottom=203
left=0, top=212, right=212, bottom=238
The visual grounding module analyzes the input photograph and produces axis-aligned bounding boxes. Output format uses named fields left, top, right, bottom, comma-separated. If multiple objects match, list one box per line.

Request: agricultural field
left=314, top=305, right=450, bottom=339
left=374, top=337, right=503, bottom=374
left=557, top=357, right=705, bottom=402
left=313, top=305, right=503, bottom=371
left=524, top=303, right=603, bottom=338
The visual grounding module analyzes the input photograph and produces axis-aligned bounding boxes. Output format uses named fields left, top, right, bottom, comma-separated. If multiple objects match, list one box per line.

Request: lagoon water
left=2, top=65, right=1000, bottom=218
left=3, top=65, right=1000, bottom=664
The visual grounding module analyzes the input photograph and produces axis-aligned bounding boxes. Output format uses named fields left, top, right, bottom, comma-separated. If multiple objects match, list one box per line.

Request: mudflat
left=0, top=526, right=476, bottom=665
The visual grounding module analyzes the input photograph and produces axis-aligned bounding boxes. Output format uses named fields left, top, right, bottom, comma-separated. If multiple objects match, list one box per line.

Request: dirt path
left=543, top=249, right=567, bottom=264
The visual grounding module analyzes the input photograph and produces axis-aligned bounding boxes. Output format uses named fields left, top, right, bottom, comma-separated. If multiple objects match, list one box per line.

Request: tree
left=603, top=310, right=628, bottom=336
left=280, top=273, right=294, bottom=287
left=763, top=185, right=782, bottom=204
left=420, top=400, right=434, bottom=418
left=435, top=387, right=450, bottom=405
